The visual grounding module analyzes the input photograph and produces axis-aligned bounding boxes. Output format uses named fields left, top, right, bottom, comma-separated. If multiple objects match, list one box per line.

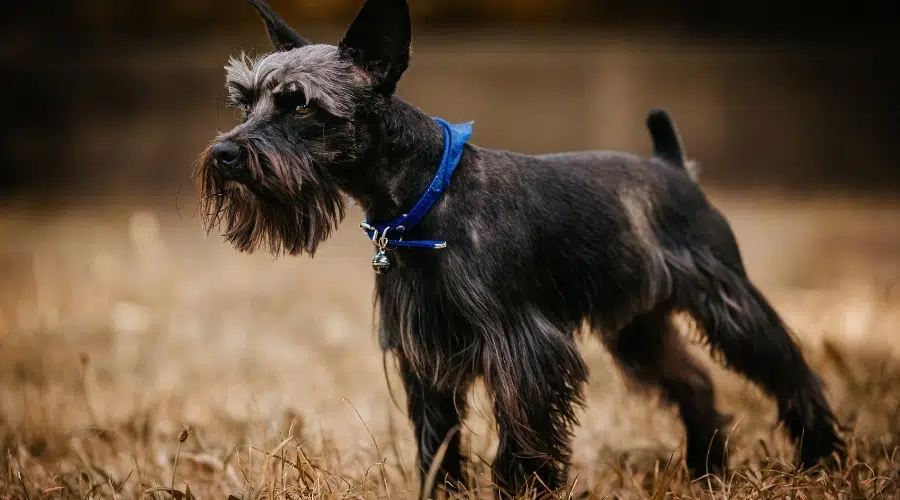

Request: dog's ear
left=338, top=0, right=411, bottom=95
left=248, top=0, right=311, bottom=52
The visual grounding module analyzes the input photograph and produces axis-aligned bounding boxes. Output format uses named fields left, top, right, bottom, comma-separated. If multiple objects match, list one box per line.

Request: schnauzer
left=195, top=0, right=846, bottom=496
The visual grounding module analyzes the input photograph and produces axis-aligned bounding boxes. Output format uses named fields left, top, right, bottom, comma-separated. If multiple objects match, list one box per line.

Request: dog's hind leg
left=605, top=306, right=729, bottom=476
left=666, top=244, right=845, bottom=469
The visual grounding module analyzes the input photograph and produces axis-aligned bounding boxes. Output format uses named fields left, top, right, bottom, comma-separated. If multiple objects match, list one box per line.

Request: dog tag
left=371, top=249, right=392, bottom=274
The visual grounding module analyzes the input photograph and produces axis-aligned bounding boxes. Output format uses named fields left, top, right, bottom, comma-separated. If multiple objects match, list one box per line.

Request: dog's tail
left=646, top=108, right=699, bottom=181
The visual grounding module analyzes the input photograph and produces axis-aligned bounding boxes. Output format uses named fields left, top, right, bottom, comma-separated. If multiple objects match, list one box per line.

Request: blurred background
left=2, top=0, right=898, bottom=198
left=1, top=2, right=899, bottom=497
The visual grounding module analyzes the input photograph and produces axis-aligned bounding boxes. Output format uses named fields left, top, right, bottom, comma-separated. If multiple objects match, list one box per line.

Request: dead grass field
left=1, top=191, right=899, bottom=499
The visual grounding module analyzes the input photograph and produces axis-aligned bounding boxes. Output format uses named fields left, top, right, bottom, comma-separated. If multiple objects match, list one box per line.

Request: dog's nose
left=212, top=141, right=242, bottom=167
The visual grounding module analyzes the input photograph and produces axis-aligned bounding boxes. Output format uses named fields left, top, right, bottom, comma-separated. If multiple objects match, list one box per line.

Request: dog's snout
left=212, top=141, right=242, bottom=167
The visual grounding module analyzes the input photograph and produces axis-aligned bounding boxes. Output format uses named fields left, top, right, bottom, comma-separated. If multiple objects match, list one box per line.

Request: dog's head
left=195, top=0, right=412, bottom=256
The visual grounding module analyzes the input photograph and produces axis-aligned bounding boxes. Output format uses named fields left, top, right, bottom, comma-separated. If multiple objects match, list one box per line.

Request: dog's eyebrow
left=226, top=81, right=253, bottom=105
left=264, top=78, right=281, bottom=93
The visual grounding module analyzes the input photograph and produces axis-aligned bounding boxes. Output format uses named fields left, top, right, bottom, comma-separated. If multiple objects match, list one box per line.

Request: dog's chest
left=375, top=266, right=487, bottom=383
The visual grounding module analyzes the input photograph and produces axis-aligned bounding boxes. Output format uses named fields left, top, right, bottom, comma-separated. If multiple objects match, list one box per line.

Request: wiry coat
left=196, top=0, right=846, bottom=497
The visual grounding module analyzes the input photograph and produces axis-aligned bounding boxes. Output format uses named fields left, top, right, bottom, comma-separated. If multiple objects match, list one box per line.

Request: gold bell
left=371, top=249, right=392, bottom=274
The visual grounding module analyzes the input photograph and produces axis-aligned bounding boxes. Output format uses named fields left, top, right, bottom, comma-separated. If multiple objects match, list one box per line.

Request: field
left=1, top=191, right=899, bottom=499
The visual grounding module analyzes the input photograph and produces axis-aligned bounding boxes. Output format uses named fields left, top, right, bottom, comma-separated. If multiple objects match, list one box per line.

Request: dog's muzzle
left=212, top=140, right=244, bottom=179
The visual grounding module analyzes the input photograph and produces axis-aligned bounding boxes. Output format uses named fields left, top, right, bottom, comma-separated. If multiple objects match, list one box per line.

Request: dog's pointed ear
left=338, top=0, right=411, bottom=95
left=248, top=0, right=311, bottom=52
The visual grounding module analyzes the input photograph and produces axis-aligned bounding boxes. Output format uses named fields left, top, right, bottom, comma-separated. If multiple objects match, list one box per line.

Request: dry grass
left=1, top=191, right=899, bottom=499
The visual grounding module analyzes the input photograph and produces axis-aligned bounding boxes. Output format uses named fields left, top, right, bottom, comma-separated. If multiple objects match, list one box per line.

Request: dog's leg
left=605, top=307, right=729, bottom=476
left=669, top=247, right=846, bottom=469
left=485, top=310, right=588, bottom=498
left=398, top=355, right=468, bottom=497
left=490, top=390, right=577, bottom=498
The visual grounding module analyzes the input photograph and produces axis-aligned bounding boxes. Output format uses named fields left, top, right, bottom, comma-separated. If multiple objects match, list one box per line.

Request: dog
left=195, top=0, right=846, bottom=496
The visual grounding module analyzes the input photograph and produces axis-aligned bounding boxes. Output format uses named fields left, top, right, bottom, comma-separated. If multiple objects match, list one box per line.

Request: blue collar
left=360, top=117, right=473, bottom=250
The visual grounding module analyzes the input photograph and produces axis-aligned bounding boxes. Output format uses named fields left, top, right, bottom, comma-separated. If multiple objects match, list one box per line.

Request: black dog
left=195, top=0, right=845, bottom=496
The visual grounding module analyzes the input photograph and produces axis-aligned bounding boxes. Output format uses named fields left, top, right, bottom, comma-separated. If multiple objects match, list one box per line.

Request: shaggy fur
left=195, top=0, right=846, bottom=496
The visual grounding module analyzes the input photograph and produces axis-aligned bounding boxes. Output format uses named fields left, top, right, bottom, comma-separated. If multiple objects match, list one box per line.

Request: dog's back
left=455, top=110, right=749, bottom=329
left=451, top=140, right=705, bottom=334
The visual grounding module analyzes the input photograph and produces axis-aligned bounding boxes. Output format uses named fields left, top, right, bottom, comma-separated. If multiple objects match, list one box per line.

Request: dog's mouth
left=223, top=179, right=245, bottom=191
left=214, top=180, right=252, bottom=200
left=203, top=165, right=250, bottom=196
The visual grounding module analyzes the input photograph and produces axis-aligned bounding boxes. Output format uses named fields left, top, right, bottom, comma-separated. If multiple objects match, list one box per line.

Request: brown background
left=1, top=0, right=897, bottom=200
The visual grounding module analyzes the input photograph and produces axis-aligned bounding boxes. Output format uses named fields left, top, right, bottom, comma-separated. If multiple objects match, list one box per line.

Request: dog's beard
left=194, top=136, right=345, bottom=256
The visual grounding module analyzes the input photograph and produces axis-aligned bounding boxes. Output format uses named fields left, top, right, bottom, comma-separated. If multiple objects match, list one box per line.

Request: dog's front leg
left=485, top=314, right=588, bottom=498
left=397, top=354, right=469, bottom=498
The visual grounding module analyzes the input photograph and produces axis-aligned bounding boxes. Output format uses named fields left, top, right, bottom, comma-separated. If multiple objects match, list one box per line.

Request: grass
left=1, top=191, right=899, bottom=499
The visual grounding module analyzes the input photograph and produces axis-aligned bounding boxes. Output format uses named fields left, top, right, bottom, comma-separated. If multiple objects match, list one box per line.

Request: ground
left=1, top=190, right=899, bottom=499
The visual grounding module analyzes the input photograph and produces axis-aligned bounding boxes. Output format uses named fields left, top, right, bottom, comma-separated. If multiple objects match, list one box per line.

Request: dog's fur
left=195, top=0, right=846, bottom=496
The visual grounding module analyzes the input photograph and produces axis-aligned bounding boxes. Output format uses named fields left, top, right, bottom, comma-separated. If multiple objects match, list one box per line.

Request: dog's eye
left=275, top=88, right=311, bottom=118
